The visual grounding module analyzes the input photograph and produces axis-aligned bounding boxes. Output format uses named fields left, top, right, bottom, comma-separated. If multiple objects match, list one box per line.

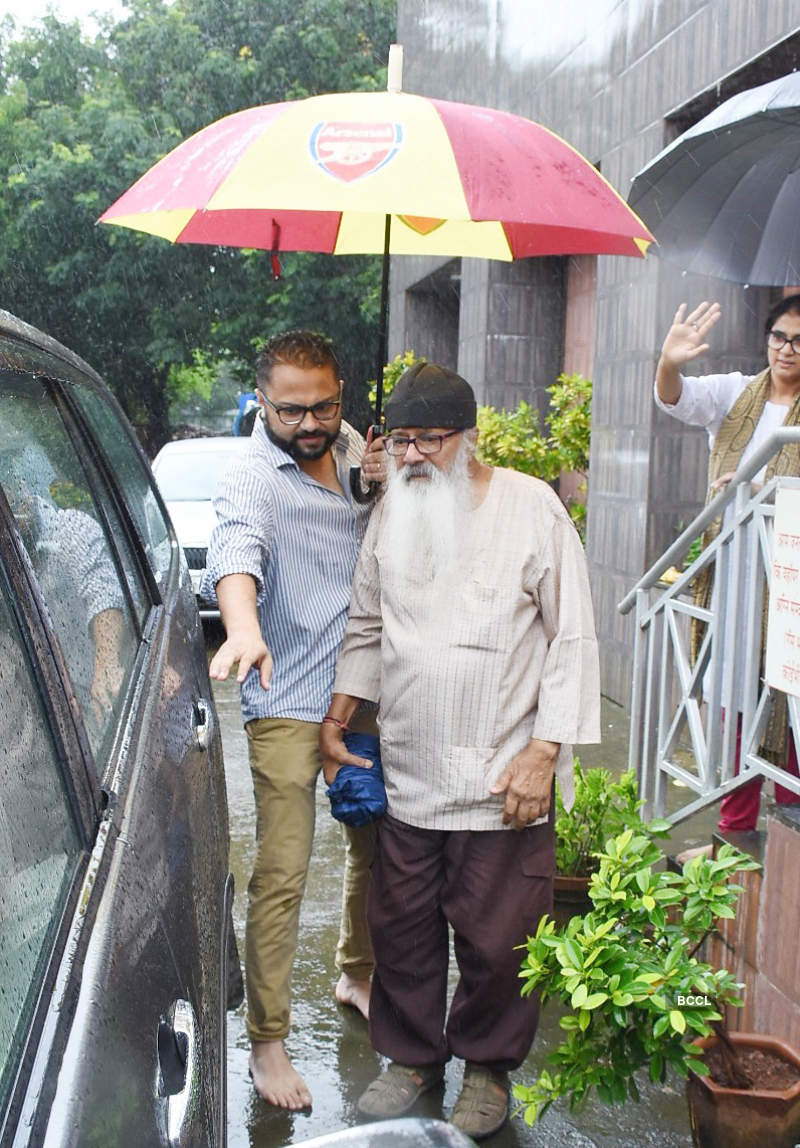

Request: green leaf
left=584, top=992, right=609, bottom=1009
left=685, top=1013, right=713, bottom=1034
left=616, top=828, right=634, bottom=851
left=669, top=1010, right=686, bottom=1034
left=563, top=938, right=583, bottom=970
left=596, top=1081, right=613, bottom=1104
left=653, top=1015, right=669, bottom=1039
left=664, top=942, right=684, bottom=973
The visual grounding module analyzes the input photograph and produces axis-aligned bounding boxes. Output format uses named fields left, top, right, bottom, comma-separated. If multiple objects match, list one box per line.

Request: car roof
left=153, top=435, right=251, bottom=459
left=0, top=307, right=105, bottom=385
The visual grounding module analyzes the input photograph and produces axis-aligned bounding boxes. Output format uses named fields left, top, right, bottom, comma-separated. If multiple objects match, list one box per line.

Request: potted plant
left=514, top=827, right=800, bottom=1147
left=553, top=760, right=649, bottom=908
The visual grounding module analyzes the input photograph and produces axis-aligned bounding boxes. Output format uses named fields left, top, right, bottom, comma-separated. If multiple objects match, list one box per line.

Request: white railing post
left=621, top=431, right=800, bottom=824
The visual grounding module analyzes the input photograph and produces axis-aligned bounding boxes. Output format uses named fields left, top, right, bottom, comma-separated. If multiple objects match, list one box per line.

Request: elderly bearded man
left=320, top=363, right=601, bottom=1139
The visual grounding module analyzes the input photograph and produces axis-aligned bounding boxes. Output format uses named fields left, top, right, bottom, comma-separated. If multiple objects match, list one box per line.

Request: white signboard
left=766, top=485, right=800, bottom=696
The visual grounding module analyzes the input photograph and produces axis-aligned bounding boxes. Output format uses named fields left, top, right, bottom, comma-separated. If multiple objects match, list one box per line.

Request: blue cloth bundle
left=325, top=731, right=386, bottom=827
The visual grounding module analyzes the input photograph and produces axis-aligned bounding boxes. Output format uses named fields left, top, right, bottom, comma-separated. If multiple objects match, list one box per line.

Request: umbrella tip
left=387, top=43, right=403, bottom=92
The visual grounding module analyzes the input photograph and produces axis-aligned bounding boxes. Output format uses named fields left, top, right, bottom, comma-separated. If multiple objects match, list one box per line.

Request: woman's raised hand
left=660, top=301, right=721, bottom=368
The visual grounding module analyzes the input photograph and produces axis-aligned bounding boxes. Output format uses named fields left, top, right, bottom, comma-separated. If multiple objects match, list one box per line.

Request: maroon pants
left=718, top=713, right=800, bottom=832
left=367, top=813, right=555, bottom=1071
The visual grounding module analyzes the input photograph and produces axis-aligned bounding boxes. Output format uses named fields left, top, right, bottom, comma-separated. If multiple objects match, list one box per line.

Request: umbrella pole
left=350, top=214, right=391, bottom=504
left=374, top=213, right=392, bottom=425
left=373, top=40, right=403, bottom=422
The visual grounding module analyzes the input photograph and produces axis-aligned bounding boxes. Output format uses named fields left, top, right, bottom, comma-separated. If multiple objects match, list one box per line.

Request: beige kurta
left=333, top=467, right=601, bottom=831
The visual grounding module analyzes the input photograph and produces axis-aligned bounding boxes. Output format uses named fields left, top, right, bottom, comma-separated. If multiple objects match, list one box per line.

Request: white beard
left=382, top=435, right=473, bottom=586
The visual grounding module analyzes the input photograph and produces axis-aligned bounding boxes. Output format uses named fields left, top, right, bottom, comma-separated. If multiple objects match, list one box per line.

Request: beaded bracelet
left=322, top=715, right=349, bottom=731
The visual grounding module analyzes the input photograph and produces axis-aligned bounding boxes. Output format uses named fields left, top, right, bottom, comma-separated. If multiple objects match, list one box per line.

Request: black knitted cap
left=385, top=362, right=477, bottom=430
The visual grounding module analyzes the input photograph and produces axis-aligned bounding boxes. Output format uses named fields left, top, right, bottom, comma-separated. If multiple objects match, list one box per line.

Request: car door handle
left=193, top=697, right=213, bottom=751
left=159, top=998, right=200, bottom=1146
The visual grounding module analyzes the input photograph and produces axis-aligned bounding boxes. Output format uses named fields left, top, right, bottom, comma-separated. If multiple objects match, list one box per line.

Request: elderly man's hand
left=490, top=738, right=559, bottom=829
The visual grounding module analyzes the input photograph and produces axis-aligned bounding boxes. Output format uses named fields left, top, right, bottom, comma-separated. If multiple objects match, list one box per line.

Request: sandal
left=357, top=1061, right=445, bottom=1118
left=450, top=1063, right=509, bottom=1139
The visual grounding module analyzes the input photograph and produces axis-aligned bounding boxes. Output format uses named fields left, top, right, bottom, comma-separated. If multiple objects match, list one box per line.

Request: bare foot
left=676, top=843, right=713, bottom=866
left=335, top=972, right=371, bottom=1020
left=249, top=1040, right=312, bottom=1109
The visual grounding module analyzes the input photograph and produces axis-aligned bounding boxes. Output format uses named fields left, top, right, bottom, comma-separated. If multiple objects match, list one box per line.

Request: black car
left=0, top=310, right=236, bottom=1147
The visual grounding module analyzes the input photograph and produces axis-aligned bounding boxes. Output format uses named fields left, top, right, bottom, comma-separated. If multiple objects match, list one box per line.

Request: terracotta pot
left=687, top=1032, right=800, bottom=1148
left=553, top=873, right=592, bottom=903
left=552, top=873, right=592, bottom=925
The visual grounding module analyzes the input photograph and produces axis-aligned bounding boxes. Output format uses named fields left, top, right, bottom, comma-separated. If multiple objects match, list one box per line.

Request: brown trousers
left=368, top=812, right=555, bottom=1071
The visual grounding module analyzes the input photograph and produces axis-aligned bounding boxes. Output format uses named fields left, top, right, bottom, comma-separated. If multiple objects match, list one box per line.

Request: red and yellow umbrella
left=100, top=89, right=652, bottom=264
left=101, top=59, right=652, bottom=443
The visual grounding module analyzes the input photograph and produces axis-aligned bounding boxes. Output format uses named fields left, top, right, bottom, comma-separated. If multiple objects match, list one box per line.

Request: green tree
left=0, top=0, right=395, bottom=449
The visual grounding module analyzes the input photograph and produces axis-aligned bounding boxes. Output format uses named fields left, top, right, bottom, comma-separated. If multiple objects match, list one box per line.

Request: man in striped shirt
left=321, top=363, right=600, bottom=1138
left=204, top=330, right=384, bottom=1110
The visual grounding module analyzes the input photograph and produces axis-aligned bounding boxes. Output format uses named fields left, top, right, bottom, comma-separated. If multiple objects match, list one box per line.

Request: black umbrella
left=628, top=71, right=800, bottom=285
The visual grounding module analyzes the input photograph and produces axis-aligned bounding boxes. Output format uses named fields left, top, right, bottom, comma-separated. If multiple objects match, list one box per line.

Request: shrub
left=476, top=400, right=549, bottom=477
left=477, top=373, right=591, bottom=536
left=555, top=760, right=645, bottom=877
left=514, top=829, right=759, bottom=1124
left=368, top=349, right=422, bottom=408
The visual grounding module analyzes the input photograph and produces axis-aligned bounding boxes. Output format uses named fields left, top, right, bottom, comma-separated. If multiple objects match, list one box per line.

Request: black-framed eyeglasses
left=383, top=429, right=462, bottom=456
left=257, top=388, right=342, bottom=426
left=767, top=330, right=800, bottom=355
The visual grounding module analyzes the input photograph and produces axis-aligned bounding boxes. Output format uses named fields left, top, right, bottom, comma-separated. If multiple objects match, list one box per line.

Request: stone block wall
left=705, top=809, right=800, bottom=1048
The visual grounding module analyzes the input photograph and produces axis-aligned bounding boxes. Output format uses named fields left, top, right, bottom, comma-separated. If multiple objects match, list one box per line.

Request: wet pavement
left=209, top=627, right=696, bottom=1148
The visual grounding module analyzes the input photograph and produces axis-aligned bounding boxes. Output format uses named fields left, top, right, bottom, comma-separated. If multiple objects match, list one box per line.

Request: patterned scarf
left=691, top=367, right=800, bottom=757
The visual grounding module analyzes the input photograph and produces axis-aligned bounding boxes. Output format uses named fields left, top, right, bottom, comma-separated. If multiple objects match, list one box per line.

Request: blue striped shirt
left=203, top=417, right=372, bottom=724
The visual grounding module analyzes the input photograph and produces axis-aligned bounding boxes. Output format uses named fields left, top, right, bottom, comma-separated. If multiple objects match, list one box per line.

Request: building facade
left=392, top=0, right=800, bottom=704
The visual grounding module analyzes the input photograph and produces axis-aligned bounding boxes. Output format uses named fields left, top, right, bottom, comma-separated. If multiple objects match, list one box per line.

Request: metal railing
left=619, top=427, right=800, bottom=823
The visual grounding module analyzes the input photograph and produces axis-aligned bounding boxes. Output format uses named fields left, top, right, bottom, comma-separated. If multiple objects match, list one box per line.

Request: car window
left=0, top=566, right=82, bottom=1111
left=153, top=444, right=243, bottom=500
left=70, top=386, right=173, bottom=587
left=0, top=369, right=145, bottom=770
